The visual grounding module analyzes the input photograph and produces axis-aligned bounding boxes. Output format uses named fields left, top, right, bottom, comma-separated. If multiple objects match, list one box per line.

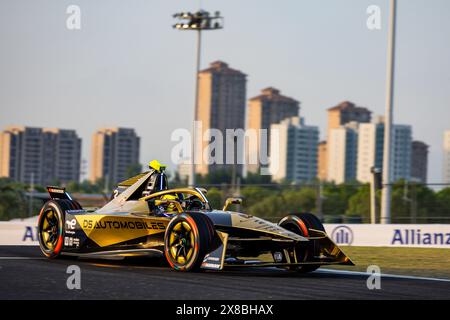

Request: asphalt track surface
left=0, top=246, right=449, bottom=300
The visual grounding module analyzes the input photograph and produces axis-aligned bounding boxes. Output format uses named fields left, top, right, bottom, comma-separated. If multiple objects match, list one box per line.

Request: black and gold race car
left=38, top=161, right=353, bottom=272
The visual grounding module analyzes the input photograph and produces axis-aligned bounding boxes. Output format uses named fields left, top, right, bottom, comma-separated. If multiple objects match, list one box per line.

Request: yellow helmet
left=161, top=194, right=178, bottom=212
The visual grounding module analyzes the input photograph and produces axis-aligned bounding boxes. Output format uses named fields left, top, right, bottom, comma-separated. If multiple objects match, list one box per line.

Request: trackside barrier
left=0, top=221, right=450, bottom=248
left=0, top=221, right=39, bottom=246
left=325, top=224, right=450, bottom=248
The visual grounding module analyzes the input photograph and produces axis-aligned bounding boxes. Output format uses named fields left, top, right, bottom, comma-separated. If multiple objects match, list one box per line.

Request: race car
left=37, top=160, right=353, bottom=272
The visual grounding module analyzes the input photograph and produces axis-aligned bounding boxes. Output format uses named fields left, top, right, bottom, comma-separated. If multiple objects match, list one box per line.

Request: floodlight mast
left=381, top=0, right=397, bottom=224
left=173, top=10, right=224, bottom=188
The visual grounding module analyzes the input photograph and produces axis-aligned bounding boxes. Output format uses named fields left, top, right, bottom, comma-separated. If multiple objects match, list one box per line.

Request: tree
left=384, top=181, right=437, bottom=223
left=322, top=183, right=360, bottom=217
left=65, top=179, right=106, bottom=194
left=240, top=186, right=273, bottom=210
left=242, top=172, right=272, bottom=185
left=0, top=178, right=30, bottom=220
left=436, top=188, right=450, bottom=221
left=243, top=187, right=316, bottom=219
left=282, top=188, right=317, bottom=213
left=205, top=188, right=224, bottom=210
left=346, top=184, right=371, bottom=222
left=246, top=193, right=286, bottom=218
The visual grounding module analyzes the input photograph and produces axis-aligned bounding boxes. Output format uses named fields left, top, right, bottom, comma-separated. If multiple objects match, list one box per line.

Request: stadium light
left=172, top=10, right=224, bottom=187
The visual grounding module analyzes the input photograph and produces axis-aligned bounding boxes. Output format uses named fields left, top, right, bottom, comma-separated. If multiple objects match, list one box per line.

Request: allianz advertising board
left=325, top=224, right=450, bottom=248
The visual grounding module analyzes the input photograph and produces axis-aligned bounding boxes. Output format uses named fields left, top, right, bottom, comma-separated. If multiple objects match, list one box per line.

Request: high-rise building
left=327, top=101, right=372, bottom=136
left=411, top=141, right=429, bottom=183
left=357, top=121, right=384, bottom=183
left=444, top=131, right=450, bottom=184
left=269, top=117, right=319, bottom=183
left=391, top=125, right=412, bottom=182
left=356, top=119, right=412, bottom=183
left=247, top=87, right=300, bottom=174
left=0, top=126, right=81, bottom=185
left=196, top=61, right=247, bottom=176
left=90, top=128, right=140, bottom=185
left=317, top=141, right=328, bottom=181
left=327, top=122, right=359, bottom=184
left=318, top=101, right=372, bottom=181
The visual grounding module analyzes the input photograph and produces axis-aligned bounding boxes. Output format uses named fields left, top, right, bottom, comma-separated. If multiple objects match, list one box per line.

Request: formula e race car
left=37, top=160, right=354, bottom=272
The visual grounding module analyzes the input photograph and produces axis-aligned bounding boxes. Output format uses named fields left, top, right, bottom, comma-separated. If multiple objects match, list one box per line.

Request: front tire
left=164, top=212, right=215, bottom=271
left=278, top=213, right=325, bottom=273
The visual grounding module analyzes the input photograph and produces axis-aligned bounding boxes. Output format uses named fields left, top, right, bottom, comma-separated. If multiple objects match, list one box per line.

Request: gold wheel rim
left=40, top=209, right=59, bottom=250
left=168, top=221, right=195, bottom=265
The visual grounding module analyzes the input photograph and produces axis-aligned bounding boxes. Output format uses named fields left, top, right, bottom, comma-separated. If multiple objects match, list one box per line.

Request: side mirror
left=222, top=198, right=243, bottom=211
left=154, top=199, right=183, bottom=213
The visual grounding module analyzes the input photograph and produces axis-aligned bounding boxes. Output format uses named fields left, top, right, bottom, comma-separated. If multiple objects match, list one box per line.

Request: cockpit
left=103, top=160, right=211, bottom=217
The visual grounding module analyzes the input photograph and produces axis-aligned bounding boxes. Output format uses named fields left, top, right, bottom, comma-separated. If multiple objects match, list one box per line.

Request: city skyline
left=0, top=126, right=81, bottom=185
left=1, top=1, right=449, bottom=183
left=0, top=99, right=434, bottom=186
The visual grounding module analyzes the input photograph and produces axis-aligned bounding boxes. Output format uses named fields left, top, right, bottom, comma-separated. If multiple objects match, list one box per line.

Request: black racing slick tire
left=37, top=199, right=82, bottom=258
left=164, top=212, right=215, bottom=271
left=38, top=201, right=66, bottom=258
left=278, top=213, right=325, bottom=273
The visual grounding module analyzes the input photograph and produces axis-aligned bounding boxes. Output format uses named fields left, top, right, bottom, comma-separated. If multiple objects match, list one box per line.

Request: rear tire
left=164, top=212, right=215, bottom=271
left=278, top=213, right=324, bottom=273
left=38, top=201, right=66, bottom=258
left=37, top=199, right=82, bottom=259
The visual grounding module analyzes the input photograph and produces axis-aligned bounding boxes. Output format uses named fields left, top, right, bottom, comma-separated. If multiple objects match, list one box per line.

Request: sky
left=0, top=0, right=449, bottom=182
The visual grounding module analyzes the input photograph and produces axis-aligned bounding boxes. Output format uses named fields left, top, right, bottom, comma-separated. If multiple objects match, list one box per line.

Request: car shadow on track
left=74, top=256, right=362, bottom=280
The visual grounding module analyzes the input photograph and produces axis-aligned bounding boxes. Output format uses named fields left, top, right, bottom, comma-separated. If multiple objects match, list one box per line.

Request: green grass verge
left=325, top=246, right=450, bottom=279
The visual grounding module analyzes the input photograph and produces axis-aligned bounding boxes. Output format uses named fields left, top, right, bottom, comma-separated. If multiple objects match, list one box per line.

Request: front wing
left=201, top=229, right=354, bottom=270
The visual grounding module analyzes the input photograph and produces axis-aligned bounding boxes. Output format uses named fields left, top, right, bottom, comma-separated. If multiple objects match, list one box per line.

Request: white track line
left=319, top=268, right=450, bottom=283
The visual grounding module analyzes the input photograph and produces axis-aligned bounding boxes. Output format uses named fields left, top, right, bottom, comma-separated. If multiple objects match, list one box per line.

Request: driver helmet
left=159, top=194, right=179, bottom=213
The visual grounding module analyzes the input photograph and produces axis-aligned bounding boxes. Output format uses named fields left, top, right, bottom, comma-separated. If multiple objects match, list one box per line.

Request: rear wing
left=46, top=186, right=73, bottom=200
